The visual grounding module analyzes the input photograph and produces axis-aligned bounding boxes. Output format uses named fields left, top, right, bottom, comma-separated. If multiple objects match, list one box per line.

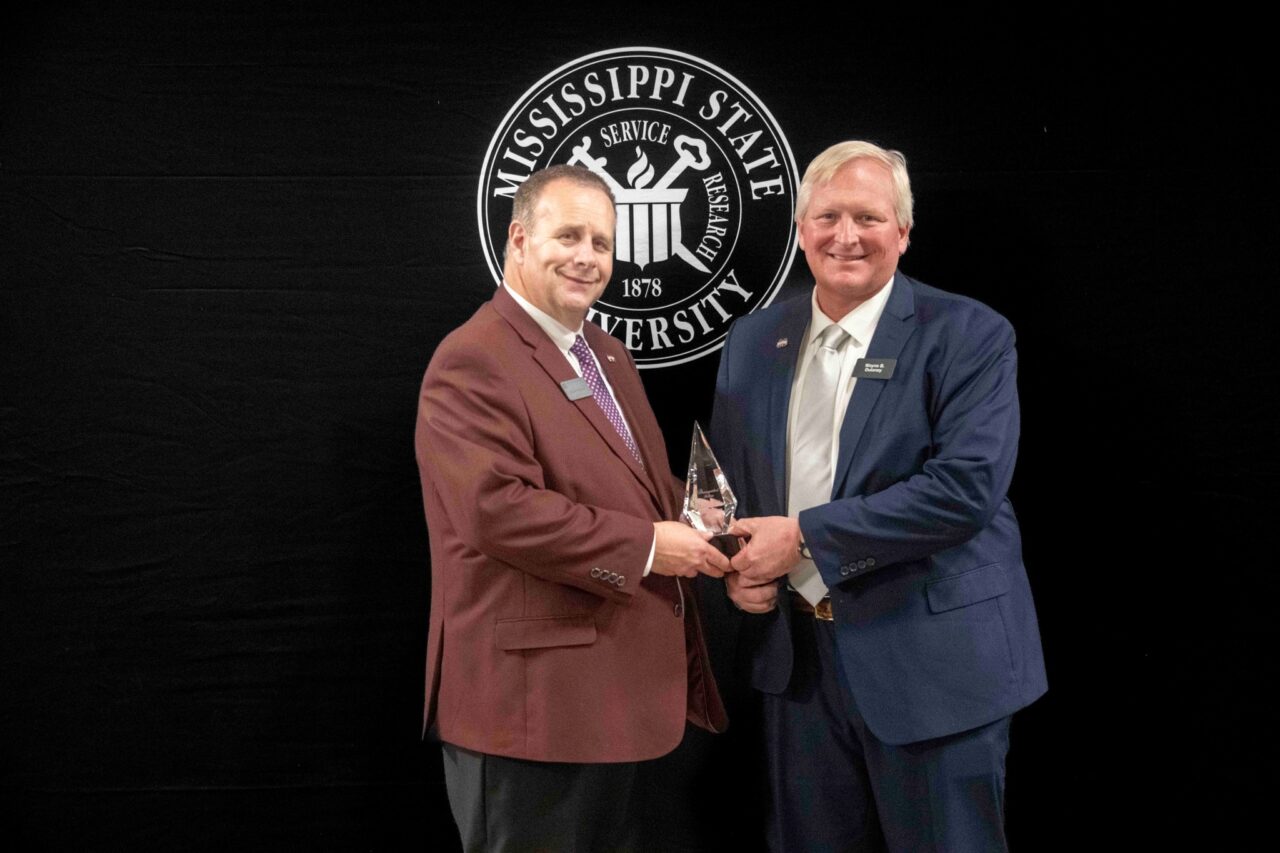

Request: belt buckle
left=791, top=590, right=835, bottom=622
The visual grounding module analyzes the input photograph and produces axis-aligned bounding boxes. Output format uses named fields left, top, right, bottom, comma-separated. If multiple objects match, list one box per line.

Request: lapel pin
left=776, top=338, right=789, bottom=349
left=606, top=354, right=616, bottom=362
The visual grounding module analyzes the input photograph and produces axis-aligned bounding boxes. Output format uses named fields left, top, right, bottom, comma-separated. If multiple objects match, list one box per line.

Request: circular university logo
left=478, top=47, right=798, bottom=369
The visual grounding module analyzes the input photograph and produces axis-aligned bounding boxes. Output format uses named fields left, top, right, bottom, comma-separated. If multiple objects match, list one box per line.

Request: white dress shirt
left=786, top=278, right=896, bottom=596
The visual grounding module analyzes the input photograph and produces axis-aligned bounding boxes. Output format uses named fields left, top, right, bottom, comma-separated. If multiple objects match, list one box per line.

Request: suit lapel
left=832, top=276, right=918, bottom=496
left=766, top=297, right=812, bottom=515
left=491, top=288, right=661, bottom=507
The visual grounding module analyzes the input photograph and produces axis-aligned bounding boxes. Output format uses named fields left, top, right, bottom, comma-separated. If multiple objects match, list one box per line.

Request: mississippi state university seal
left=478, top=47, right=798, bottom=369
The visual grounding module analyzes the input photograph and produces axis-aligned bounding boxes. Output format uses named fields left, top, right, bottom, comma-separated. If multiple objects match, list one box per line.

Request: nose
left=835, top=215, right=858, bottom=244
left=573, top=237, right=596, bottom=266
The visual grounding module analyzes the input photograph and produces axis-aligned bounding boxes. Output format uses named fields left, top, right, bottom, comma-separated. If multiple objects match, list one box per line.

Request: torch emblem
left=567, top=134, right=713, bottom=273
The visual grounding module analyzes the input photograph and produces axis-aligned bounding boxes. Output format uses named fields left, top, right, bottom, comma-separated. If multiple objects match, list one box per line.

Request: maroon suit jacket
left=416, top=286, right=726, bottom=763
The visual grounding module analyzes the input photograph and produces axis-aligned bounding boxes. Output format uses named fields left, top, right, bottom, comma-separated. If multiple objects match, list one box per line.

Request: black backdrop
left=4, top=5, right=1276, bottom=850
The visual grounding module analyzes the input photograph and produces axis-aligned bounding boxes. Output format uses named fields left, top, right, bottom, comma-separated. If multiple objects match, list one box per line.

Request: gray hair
left=795, top=141, right=913, bottom=230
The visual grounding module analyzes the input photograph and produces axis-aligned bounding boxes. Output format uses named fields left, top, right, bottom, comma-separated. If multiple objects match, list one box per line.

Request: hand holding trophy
left=681, top=422, right=742, bottom=557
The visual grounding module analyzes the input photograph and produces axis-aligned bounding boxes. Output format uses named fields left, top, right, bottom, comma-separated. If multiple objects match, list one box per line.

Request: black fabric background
left=3, top=5, right=1275, bottom=850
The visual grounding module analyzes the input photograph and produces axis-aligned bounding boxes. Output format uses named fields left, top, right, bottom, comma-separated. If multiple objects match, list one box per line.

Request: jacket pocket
left=925, top=563, right=1010, bottom=614
left=494, top=613, right=597, bottom=650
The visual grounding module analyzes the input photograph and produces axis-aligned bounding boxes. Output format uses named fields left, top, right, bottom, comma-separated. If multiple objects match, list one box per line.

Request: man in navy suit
left=710, top=140, right=1046, bottom=851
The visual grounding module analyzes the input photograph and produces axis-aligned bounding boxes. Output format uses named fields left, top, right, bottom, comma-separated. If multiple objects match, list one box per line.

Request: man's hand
left=725, top=571, right=779, bottom=613
left=729, top=516, right=802, bottom=582
left=652, top=521, right=731, bottom=578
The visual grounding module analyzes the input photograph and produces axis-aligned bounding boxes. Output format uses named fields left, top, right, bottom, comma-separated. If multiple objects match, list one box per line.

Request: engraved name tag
left=854, top=358, right=896, bottom=380
left=561, top=377, right=592, bottom=401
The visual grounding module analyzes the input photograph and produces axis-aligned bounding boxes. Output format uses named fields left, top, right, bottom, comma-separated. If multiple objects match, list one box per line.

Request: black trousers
left=442, top=743, right=645, bottom=853
left=763, top=606, right=1012, bottom=853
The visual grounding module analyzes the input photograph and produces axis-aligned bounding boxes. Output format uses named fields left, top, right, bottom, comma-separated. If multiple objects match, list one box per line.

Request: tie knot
left=815, top=324, right=850, bottom=353
left=570, top=334, right=592, bottom=360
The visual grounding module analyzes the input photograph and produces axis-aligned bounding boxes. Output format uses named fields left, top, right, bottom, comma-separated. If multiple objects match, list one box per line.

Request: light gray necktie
left=788, top=324, right=850, bottom=605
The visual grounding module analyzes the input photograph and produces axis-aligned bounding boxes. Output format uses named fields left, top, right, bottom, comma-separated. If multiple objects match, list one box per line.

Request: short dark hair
left=509, top=165, right=616, bottom=240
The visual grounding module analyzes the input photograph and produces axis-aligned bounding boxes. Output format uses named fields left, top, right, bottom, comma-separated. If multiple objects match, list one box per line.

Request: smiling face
left=797, top=158, right=911, bottom=321
left=505, top=178, right=615, bottom=329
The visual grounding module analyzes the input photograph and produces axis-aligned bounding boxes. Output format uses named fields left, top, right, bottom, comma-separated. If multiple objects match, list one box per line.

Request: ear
left=796, top=221, right=807, bottom=253
left=897, top=223, right=911, bottom=255
left=508, top=220, right=527, bottom=263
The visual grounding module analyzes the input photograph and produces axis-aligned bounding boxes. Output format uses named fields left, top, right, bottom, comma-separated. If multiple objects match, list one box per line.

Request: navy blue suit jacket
left=710, top=273, right=1046, bottom=745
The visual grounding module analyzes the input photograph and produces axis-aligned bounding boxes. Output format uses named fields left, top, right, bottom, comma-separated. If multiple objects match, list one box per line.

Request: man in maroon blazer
left=416, top=165, right=731, bottom=851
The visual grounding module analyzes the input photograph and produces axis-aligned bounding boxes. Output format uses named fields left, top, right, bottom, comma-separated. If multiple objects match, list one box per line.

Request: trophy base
left=709, top=533, right=742, bottom=557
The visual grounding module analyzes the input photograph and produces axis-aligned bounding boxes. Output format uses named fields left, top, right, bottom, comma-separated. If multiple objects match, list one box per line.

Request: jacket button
left=839, top=566, right=850, bottom=576
left=616, top=576, right=625, bottom=587
left=590, top=568, right=602, bottom=578
left=674, top=603, right=684, bottom=617
left=857, top=560, right=867, bottom=570
left=866, top=557, right=876, bottom=567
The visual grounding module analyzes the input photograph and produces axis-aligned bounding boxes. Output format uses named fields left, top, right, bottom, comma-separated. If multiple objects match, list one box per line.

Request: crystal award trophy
left=681, top=421, right=741, bottom=556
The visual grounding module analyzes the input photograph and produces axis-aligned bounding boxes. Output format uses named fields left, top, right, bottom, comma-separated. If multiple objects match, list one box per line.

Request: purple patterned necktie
left=569, top=335, right=643, bottom=466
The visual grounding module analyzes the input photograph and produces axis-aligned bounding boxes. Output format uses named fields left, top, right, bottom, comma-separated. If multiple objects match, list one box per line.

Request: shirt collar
left=807, top=276, right=896, bottom=350
left=503, top=282, right=581, bottom=356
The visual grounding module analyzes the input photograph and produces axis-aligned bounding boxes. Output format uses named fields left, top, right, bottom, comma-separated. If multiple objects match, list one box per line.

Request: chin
left=826, top=277, right=875, bottom=294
